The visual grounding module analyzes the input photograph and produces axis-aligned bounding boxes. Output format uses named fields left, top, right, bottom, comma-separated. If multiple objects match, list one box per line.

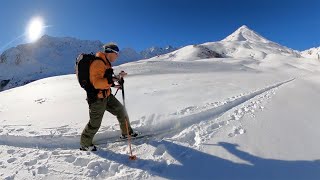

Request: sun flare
left=27, top=17, right=44, bottom=42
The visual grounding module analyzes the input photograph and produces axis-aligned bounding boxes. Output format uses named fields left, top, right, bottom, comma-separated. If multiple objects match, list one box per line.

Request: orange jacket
left=89, top=52, right=112, bottom=98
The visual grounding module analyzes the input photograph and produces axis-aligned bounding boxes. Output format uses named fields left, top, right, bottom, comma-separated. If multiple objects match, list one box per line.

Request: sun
left=27, top=17, right=45, bottom=42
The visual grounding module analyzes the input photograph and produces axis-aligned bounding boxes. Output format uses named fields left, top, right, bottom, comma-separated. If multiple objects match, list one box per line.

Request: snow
left=1, top=54, right=320, bottom=179
left=1, top=25, right=320, bottom=179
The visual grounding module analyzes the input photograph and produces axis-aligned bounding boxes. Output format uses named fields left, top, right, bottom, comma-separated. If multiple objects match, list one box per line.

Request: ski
left=94, top=133, right=153, bottom=145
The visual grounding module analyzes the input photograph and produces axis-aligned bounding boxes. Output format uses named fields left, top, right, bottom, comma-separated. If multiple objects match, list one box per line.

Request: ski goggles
left=105, top=48, right=119, bottom=54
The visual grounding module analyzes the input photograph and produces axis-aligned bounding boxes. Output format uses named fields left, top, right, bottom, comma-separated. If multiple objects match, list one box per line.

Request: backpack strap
left=105, top=58, right=112, bottom=67
left=93, top=57, right=106, bottom=65
left=92, top=56, right=110, bottom=99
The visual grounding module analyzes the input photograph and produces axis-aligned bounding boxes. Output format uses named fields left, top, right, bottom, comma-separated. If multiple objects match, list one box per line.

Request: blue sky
left=0, top=0, right=319, bottom=52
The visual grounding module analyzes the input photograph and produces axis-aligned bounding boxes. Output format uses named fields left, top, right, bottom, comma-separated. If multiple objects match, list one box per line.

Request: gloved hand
left=112, top=71, right=128, bottom=89
left=113, top=71, right=128, bottom=81
left=113, top=84, right=122, bottom=89
left=119, top=71, right=128, bottom=78
left=104, top=68, right=114, bottom=85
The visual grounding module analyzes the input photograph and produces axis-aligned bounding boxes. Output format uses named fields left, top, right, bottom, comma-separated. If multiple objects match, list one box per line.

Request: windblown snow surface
left=1, top=54, right=320, bottom=179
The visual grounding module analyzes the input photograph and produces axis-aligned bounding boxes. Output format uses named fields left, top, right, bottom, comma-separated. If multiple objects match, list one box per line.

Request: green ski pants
left=80, top=94, right=133, bottom=147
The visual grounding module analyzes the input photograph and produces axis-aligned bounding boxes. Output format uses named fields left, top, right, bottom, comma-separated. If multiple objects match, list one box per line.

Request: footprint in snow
left=24, top=159, right=37, bottom=166
left=52, top=151, right=60, bottom=155
left=65, top=155, right=76, bottom=163
left=86, top=161, right=111, bottom=177
left=37, top=152, right=49, bottom=160
left=172, top=106, right=198, bottom=116
left=7, top=150, right=15, bottom=154
left=37, top=165, right=49, bottom=174
left=4, top=174, right=15, bottom=180
left=87, top=161, right=110, bottom=171
left=15, top=128, right=24, bottom=132
left=228, top=126, right=246, bottom=137
left=73, top=157, right=91, bottom=167
left=20, top=153, right=27, bottom=157
left=7, top=158, right=17, bottom=163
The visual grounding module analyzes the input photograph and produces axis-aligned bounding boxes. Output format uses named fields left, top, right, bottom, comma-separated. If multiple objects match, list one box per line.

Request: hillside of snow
left=0, top=35, right=102, bottom=91
left=0, top=36, right=176, bottom=91
left=1, top=49, right=320, bottom=179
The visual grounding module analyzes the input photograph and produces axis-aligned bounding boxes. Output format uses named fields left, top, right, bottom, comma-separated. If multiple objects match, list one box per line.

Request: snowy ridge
left=0, top=35, right=103, bottom=91
left=0, top=35, right=177, bottom=91
left=140, top=46, right=177, bottom=59
left=301, top=47, right=320, bottom=59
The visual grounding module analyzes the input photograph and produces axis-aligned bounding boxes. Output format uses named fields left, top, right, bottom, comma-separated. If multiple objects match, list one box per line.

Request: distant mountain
left=301, top=47, right=320, bottom=59
left=1, top=25, right=319, bottom=91
left=141, top=46, right=178, bottom=59
left=151, top=25, right=301, bottom=61
left=0, top=35, right=176, bottom=91
left=0, top=35, right=103, bottom=91
left=115, top=48, right=143, bottom=65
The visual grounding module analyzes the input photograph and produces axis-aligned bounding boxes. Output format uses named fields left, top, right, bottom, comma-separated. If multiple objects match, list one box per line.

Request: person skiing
left=80, top=43, right=137, bottom=151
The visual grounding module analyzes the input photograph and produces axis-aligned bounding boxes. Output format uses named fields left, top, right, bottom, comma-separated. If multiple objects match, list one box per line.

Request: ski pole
left=120, top=77, right=137, bottom=160
left=120, top=78, right=126, bottom=107
left=114, top=87, right=120, bottom=96
left=125, top=118, right=136, bottom=160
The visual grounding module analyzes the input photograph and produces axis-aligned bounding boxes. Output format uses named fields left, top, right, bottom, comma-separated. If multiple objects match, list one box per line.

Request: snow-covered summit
left=301, top=47, right=320, bottom=59
left=148, top=25, right=301, bottom=62
left=222, top=25, right=270, bottom=43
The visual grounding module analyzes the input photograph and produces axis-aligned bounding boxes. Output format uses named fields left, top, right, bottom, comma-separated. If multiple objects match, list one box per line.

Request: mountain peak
left=222, top=25, right=270, bottom=43
left=238, top=25, right=249, bottom=30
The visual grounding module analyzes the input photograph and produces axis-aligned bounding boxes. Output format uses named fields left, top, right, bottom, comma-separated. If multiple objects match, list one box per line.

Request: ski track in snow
left=156, top=78, right=294, bottom=147
left=0, top=78, right=294, bottom=149
left=0, top=78, right=295, bottom=179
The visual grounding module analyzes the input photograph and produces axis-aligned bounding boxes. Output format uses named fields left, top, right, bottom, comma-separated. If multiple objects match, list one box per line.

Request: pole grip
left=120, top=77, right=125, bottom=107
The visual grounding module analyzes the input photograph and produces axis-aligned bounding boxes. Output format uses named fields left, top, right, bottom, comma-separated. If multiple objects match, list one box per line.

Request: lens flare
left=27, top=17, right=44, bottom=42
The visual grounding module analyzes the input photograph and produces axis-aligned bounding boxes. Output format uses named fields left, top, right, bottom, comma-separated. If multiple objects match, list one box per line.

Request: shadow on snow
left=95, top=140, right=320, bottom=180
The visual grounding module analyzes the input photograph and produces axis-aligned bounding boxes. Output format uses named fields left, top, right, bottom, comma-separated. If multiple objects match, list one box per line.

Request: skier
left=80, top=43, right=137, bottom=151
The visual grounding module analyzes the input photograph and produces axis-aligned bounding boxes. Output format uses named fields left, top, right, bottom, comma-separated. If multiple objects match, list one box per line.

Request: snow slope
left=0, top=35, right=176, bottom=91
left=1, top=52, right=320, bottom=179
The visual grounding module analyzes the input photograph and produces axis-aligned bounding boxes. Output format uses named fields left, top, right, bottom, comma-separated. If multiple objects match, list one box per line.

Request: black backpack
left=75, top=53, right=106, bottom=102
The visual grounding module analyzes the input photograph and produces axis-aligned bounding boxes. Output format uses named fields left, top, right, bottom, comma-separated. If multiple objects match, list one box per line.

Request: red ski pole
left=125, top=118, right=137, bottom=160
left=120, top=77, right=137, bottom=160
